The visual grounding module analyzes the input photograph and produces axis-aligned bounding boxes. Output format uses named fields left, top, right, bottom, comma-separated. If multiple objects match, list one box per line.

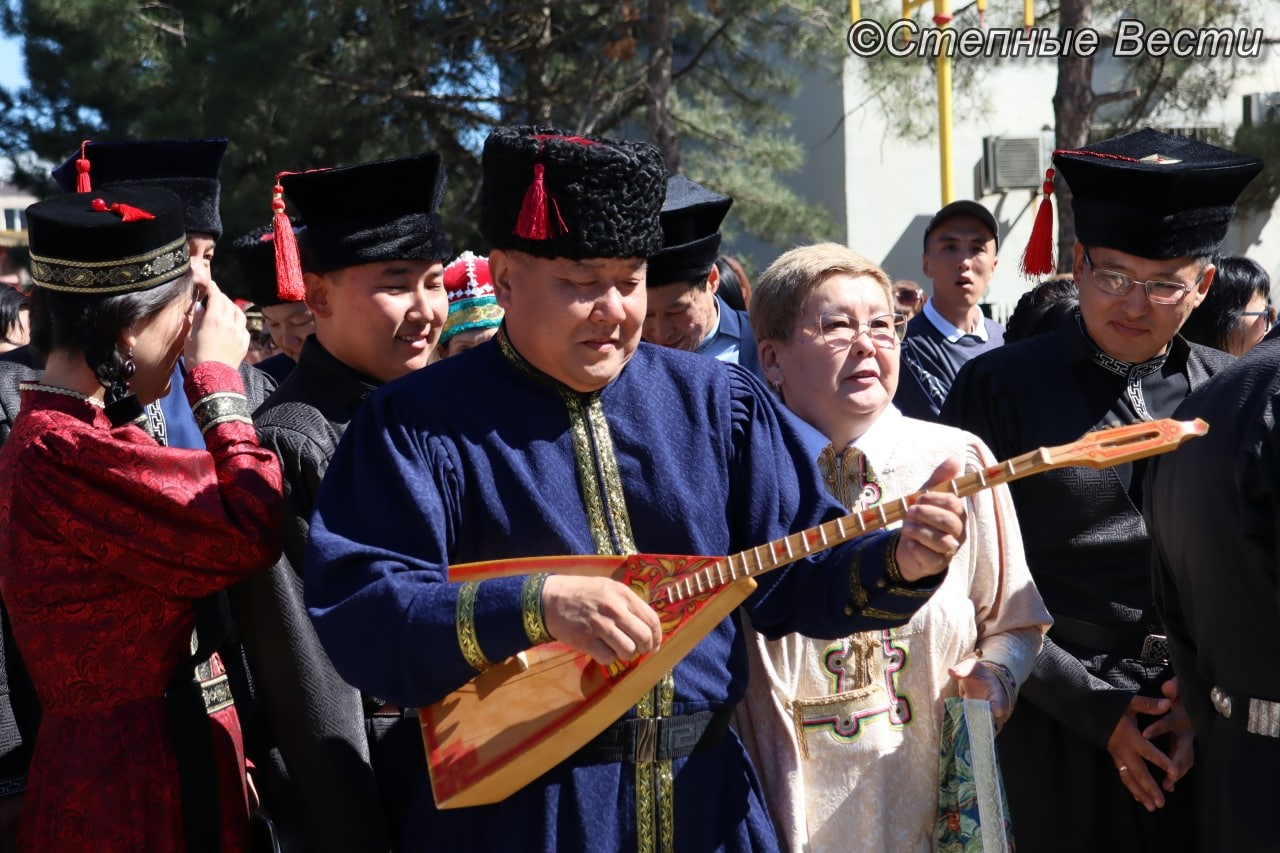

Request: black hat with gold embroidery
left=480, top=125, right=666, bottom=260
left=51, top=138, right=227, bottom=239
left=26, top=188, right=191, bottom=295
left=1056, top=128, right=1262, bottom=260
left=648, top=176, right=732, bottom=288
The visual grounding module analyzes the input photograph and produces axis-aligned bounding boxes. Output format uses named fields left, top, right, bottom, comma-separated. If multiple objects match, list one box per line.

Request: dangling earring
left=105, top=346, right=145, bottom=429
left=121, top=347, right=136, bottom=386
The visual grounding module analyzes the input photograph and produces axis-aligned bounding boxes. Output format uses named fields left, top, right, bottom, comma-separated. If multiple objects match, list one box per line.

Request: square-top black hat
left=480, top=125, right=666, bottom=260
left=279, top=152, right=452, bottom=275
left=232, top=222, right=303, bottom=307
left=1055, top=128, right=1263, bottom=260
left=27, top=187, right=191, bottom=295
left=648, top=176, right=732, bottom=288
left=51, top=138, right=227, bottom=239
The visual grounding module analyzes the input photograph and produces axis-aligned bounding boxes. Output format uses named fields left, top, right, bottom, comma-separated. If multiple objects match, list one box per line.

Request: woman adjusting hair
left=0, top=186, right=283, bottom=852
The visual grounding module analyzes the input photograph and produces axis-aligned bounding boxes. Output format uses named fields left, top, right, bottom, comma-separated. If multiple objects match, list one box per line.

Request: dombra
left=422, top=417, right=1207, bottom=809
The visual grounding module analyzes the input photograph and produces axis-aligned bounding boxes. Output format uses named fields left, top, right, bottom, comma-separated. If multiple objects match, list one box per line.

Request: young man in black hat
left=231, top=223, right=313, bottom=384
left=942, top=128, right=1261, bottom=852
left=240, top=152, right=451, bottom=852
left=895, top=200, right=1003, bottom=421
left=641, top=175, right=762, bottom=377
left=303, top=125, right=967, bottom=851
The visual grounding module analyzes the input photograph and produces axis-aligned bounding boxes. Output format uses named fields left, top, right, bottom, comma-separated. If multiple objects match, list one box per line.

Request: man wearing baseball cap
left=896, top=199, right=1003, bottom=421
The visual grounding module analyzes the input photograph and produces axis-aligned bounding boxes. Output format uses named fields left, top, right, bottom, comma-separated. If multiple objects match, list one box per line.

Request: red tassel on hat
left=514, top=162, right=567, bottom=240
left=1021, top=167, right=1056, bottom=279
left=271, top=174, right=306, bottom=302
left=75, top=140, right=92, bottom=193
left=91, top=198, right=154, bottom=222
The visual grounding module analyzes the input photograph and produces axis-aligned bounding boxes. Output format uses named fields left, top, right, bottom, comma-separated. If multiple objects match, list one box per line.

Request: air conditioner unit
left=982, top=134, right=1054, bottom=193
left=1243, top=92, right=1280, bottom=126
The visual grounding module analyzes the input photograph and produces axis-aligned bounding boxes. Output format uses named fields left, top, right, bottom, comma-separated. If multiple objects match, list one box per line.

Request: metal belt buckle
left=634, top=717, right=659, bottom=764
left=1140, top=633, right=1168, bottom=665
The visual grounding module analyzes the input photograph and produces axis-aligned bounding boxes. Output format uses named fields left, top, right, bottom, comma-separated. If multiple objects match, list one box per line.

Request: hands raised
left=186, top=279, right=249, bottom=370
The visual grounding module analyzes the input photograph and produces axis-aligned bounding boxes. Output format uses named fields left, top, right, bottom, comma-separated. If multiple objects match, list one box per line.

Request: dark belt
left=1049, top=614, right=1168, bottom=665
left=570, top=709, right=732, bottom=765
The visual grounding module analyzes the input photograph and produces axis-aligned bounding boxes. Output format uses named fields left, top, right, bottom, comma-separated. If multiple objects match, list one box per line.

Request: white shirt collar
left=923, top=299, right=989, bottom=344
left=790, top=404, right=904, bottom=470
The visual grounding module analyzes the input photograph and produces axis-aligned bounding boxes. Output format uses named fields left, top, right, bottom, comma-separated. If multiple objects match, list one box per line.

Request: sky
left=0, top=34, right=22, bottom=90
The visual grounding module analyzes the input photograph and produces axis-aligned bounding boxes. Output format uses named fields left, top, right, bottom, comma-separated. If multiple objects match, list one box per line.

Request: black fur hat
left=52, top=138, right=227, bottom=240
left=480, top=125, right=666, bottom=260
left=648, top=175, right=732, bottom=288
left=280, top=152, right=452, bottom=274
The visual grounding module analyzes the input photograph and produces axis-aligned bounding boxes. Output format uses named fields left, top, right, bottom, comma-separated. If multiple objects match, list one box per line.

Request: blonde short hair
left=750, top=243, right=893, bottom=342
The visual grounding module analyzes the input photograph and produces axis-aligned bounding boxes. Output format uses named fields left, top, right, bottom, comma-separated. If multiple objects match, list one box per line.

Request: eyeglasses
left=800, top=312, right=906, bottom=348
left=1083, top=248, right=1203, bottom=305
left=894, top=288, right=922, bottom=306
left=1238, top=307, right=1277, bottom=326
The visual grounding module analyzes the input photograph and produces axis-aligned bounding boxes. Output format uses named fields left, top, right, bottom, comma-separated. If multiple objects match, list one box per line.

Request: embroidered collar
left=497, top=323, right=627, bottom=399
left=1072, top=308, right=1168, bottom=380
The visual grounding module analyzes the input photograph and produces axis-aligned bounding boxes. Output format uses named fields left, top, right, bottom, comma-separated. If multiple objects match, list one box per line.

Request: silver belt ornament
left=1211, top=686, right=1280, bottom=738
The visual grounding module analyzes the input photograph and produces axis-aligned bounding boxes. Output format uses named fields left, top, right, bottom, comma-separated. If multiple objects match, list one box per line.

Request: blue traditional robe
left=306, top=329, right=942, bottom=851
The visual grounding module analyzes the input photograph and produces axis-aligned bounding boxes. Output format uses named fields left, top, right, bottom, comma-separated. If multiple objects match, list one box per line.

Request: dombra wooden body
left=422, top=417, right=1208, bottom=809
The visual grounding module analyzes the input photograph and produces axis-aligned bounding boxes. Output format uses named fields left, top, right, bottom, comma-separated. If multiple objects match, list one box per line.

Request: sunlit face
left=306, top=259, right=447, bottom=383
left=492, top=251, right=646, bottom=392
left=642, top=266, right=721, bottom=352
left=441, top=325, right=499, bottom=358
left=261, top=300, right=315, bottom=362
left=127, top=275, right=199, bottom=405
left=187, top=234, right=217, bottom=293
left=922, top=215, right=998, bottom=320
left=1073, top=243, right=1212, bottom=364
left=1227, top=292, right=1272, bottom=356
left=760, top=273, right=900, bottom=448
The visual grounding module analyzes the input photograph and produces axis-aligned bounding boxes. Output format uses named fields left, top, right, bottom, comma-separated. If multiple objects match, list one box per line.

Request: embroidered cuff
left=849, top=530, right=945, bottom=622
left=886, top=534, right=905, bottom=583
left=456, top=581, right=493, bottom=672
left=521, top=573, right=554, bottom=646
left=191, top=391, right=252, bottom=435
left=884, top=531, right=947, bottom=598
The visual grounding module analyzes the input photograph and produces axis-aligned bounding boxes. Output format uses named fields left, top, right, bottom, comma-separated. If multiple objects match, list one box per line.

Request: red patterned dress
left=0, top=362, right=282, bottom=851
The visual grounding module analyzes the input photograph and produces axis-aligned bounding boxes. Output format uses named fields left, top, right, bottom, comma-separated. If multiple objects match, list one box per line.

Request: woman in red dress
left=0, top=186, right=283, bottom=851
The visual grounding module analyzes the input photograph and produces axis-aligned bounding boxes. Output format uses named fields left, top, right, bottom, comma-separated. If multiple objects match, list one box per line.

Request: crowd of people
left=0, top=121, right=1273, bottom=853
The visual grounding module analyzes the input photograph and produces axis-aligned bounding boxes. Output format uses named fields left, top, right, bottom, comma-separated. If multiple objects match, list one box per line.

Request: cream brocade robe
left=735, top=406, right=1051, bottom=852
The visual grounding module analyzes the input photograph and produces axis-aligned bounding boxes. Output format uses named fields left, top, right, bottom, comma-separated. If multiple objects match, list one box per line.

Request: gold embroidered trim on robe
left=456, top=581, right=492, bottom=672
left=521, top=572, right=554, bottom=645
